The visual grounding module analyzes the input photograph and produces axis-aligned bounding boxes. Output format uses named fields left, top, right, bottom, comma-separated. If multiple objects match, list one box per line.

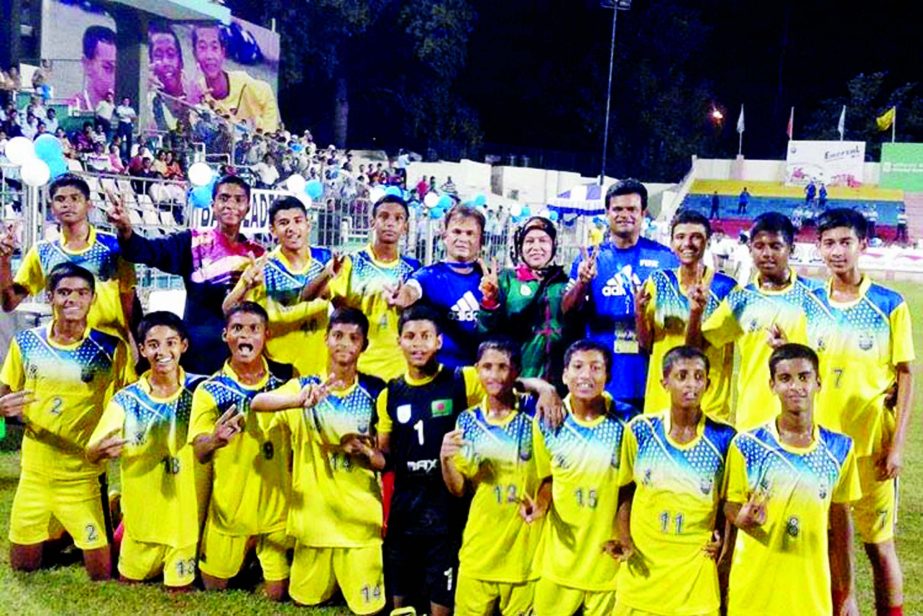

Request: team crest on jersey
left=610, top=451, right=620, bottom=468
left=786, top=516, right=800, bottom=538
left=357, top=419, right=369, bottom=434
left=816, top=336, right=827, bottom=352
left=747, top=319, right=760, bottom=333
left=818, top=481, right=828, bottom=500
left=431, top=399, right=453, bottom=417
left=700, top=476, right=714, bottom=495
left=396, top=404, right=412, bottom=424
left=519, top=449, right=532, bottom=462
left=554, top=454, right=568, bottom=469
left=857, top=333, right=874, bottom=351
left=642, top=468, right=653, bottom=486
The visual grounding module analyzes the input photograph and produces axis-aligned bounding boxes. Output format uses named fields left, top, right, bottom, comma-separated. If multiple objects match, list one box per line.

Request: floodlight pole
left=599, top=2, right=628, bottom=185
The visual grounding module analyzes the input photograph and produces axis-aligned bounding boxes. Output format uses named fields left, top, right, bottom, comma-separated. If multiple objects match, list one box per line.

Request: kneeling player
left=189, top=302, right=292, bottom=600
left=725, top=344, right=860, bottom=615
left=614, top=345, right=735, bottom=616
left=0, top=263, right=130, bottom=580
left=441, top=340, right=546, bottom=615
left=251, top=307, right=387, bottom=614
left=532, top=340, right=638, bottom=616
left=87, top=311, right=205, bottom=589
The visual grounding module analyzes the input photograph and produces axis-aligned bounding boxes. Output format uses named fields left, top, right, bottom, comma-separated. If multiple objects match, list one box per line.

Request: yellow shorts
left=198, top=519, right=291, bottom=581
left=289, top=543, right=384, bottom=615
left=613, top=602, right=719, bottom=616
left=119, top=528, right=196, bottom=587
left=9, top=470, right=109, bottom=551
left=853, top=455, right=897, bottom=544
left=533, top=578, right=616, bottom=616
left=455, top=573, right=534, bottom=616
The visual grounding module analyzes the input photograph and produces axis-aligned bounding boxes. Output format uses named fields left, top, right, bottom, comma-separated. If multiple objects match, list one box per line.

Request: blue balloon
left=548, top=210, right=559, bottom=221
left=385, top=186, right=402, bottom=197
left=34, top=134, right=63, bottom=162
left=305, top=179, right=324, bottom=200
left=48, top=156, right=68, bottom=179
left=190, top=184, right=213, bottom=208
left=521, top=206, right=531, bottom=217
left=429, top=207, right=445, bottom=219
left=437, top=194, right=453, bottom=209
left=473, top=194, right=487, bottom=207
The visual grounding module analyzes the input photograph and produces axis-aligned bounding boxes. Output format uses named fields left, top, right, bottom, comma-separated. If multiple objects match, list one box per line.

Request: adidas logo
left=602, top=265, right=641, bottom=297
left=449, top=291, right=480, bottom=322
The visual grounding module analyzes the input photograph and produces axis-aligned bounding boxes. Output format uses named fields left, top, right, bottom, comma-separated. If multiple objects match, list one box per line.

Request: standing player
left=0, top=263, right=130, bottom=580
left=250, top=308, right=387, bottom=613
left=86, top=312, right=205, bottom=590
left=532, top=340, right=638, bottom=615
left=325, top=194, right=421, bottom=380
left=0, top=174, right=137, bottom=344
left=636, top=210, right=736, bottom=420
left=562, top=179, right=678, bottom=409
left=390, top=204, right=486, bottom=368
left=687, top=212, right=817, bottom=429
left=440, top=340, right=546, bottom=615
left=614, top=345, right=735, bottom=616
left=809, top=209, right=913, bottom=616
left=223, top=196, right=333, bottom=377
left=725, top=344, right=860, bottom=616
left=188, top=302, right=291, bottom=600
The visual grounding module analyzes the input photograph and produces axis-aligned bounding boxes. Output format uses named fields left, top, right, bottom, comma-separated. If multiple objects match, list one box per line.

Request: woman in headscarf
left=478, top=215, right=570, bottom=389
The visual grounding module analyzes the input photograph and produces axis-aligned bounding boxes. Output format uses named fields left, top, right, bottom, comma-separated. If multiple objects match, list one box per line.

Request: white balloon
left=295, top=193, right=313, bottom=208
left=21, top=158, right=51, bottom=187
left=188, top=162, right=214, bottom=187
left=286, top=174, right=307, bottom=194
left=5, top=137, right=35, bottom=166
left=369, top=187, right=386, bottom=203
left=510, top=203, right=523, bottom=217
left=423, top=192, right=440, bottom=208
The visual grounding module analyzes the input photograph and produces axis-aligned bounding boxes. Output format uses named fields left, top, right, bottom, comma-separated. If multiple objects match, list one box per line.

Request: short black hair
left=671, top=209, right=712, bottom=239
left=606, top=178, right=648, bottom=211
left=662, top=345, right=710, bottom=378
left=47, top=262, right=95, bottom=294
left=268, top=196, right=307, bottom=225
left=769, top=343, right=819, bottom=379
left=749, top=212, right=795, bottom=246
left=83, top=25, right=116, bottom=60
left=191, top=23, right=228, bottom=52
left=398, top=305, right=441, bottom=335
left=328, top=307, right=370, bottom=345
left=137, top=311, right=188, bottom=344
left=48, top=174, right=91, bottom=201
left=476, top=338, right=522, bottom=370
left=444, top=203, right=486, bottom=238
left=816, top=207, right=868, bottom=241
left=372, top=194, right=409, bottom=218
left=563, top=339, right=612, bottom=377
left=212, top=174, right=251, bottom=200
left=225, top=301, right=268, bottom=325
left=147, top=22, right=183, bottom=66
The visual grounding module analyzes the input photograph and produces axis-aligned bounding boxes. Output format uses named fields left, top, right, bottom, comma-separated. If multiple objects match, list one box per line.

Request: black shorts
left=384, top=532, right=459, bottom=608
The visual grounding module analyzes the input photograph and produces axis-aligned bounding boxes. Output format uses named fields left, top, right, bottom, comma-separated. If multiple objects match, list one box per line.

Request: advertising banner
left=190, top=189, right=295, bottom=233
left=785, top=140, right=866, bottom=187
left=881, top=143, right=923, bottom=192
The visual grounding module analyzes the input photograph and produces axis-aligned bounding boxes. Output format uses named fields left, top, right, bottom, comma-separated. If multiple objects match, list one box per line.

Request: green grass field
left=0, top=279, right=921, bottom=615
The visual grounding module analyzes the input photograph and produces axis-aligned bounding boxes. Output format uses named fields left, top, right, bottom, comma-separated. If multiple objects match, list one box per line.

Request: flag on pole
left=837, top=105, right=846, bottom=140
left=786, top=107, right=794, bottom=140
left=736, top=105, right=745, bottom=133
left=877, top=106, right=896, bottom=131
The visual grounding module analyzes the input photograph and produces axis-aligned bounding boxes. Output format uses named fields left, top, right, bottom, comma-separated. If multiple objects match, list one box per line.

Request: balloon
left=548, top=210, right=559, bottom=221
left=429, top=207, right=445, bottom=219
left=437, top=194, right=453, bottom=209
left=509, top=203, right=523, bottom=217
left=385, top=186, right=403, bottom=197
left=369, top=186, right=387, bottom=203
left=423, top=192, right=440, bottom=208
left=190, top=184, right=213, bottom=208
left=5, top=136, right=35, bottom=166
left=33, top=134, right=63, bottom=162
left=48, top=156, right=69, bottom=179
left=473, top=194, right=487, bottom=207
left=21, top=158, right=51, bottom=187
left=305, top=179, right=324, bottom=200
left=521, top=206, right=531, bottom=217
left=285, top=174, right=307, bottom=194
left=188, top=162, right=214, bottom=187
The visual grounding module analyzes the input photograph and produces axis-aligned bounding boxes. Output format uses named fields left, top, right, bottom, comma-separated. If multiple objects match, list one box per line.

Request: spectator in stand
left=737, top=186, right=750, bottom=215
left=20, top=113, right=38, bottom=140
left=95, top=92, right=116, bottom=140
left=709, top=191, right=720, bottom=220
left=33, top=121, right=48, bottom=140
left=151, top=150, right=169, bottom=177
left=2, top=110, right=23, bottom=138
left=115, top=96, right=136, bottom=157
left=54, top=127, right=74, bottom=157
left=44, top=108, right=58, bottom=134
left=441, top=176, right=458, bottom=196
left=30, top=96, right=47, bottom=121
left=163, top=151, right=184, bottom=181
left=108, top=144, right=126, bottom=174
left=92, top=125, right=107, bottom=148
left=818, top=182, right=828, bottom=209
left=86, top=142, right=113, bottom=173
left=70, top=26, right=117, bottom=112
left=253, top=153, right=280, bottom=188
left=75, top=122, right=94, bottom=153
left=416, top=176, right=429, bottom=197
left=234, top=133, right=251, bottom=165
left=804, top=179, right=817, bottom=204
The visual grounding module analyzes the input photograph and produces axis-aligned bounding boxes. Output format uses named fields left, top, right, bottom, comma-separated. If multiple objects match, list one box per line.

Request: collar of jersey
left=44, top=321, right=90, bottom=350
left=325, top=374, right=360, bottom=398
left=824, top=274, right=871, bottom=309
left=672, top=266, right=714, bottom=299
left=365, top=245, right=402, bottom=268
left=477, top=395, right=520, bottom=427
left=767, top=417, right=820, bottom=454
left=754, top=268, right=798, bottom=296
left=57, top=224, right=97, bottom=256
left=138, top=369, right=188, bottom=403
left=271, top=247, right=316, bottom=275
left=221, top=358, right=270, bottom=390
left=404, top=364, right=443, bottom=386
left=663, top=408, right=706, bottom=450
left=563, top=392, right=612, bottom=427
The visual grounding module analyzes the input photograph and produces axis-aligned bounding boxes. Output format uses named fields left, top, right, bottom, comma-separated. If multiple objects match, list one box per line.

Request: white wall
left=695, top=157, right=884, bottom=184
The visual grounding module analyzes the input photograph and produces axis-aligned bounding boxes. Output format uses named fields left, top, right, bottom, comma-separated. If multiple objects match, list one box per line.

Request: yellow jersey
left=642, top=268, right=736, bottom=421
left=0, top=323, right=130, bottom=479
left=454, top=396, right=544, bottom=584
left=88, top=371, right=206, bottom=547
left=329, top=247, right=421, bottom=380
left=806, top=277, right=915, bottom=457
left=617, top=411, right=735, bottom=615
left=726, top=421, right=861, bottom=616
left=240, top=246, right=331, bottom=377
left=14, top=226, right=137, bottom=342
left=188, top=360, right=291, bottom=536
left=701, top=271, right=818, bottom=429
left=533, top=394, right=637, bottom=591
left=273, top=373, right=386, bottom=548
left=203, top=70, right=280, bottom=132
